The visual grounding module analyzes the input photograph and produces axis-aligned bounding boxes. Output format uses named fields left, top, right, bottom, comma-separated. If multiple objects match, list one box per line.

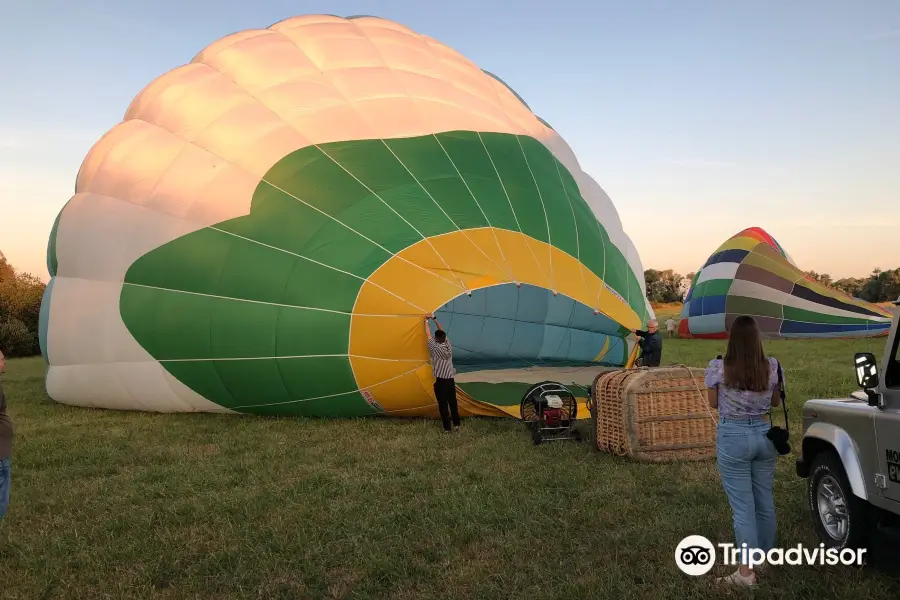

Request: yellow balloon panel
left=349, top=228, right=642, bottom=415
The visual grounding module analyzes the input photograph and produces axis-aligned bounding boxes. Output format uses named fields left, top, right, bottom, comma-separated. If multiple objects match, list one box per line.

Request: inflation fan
left=520, top=381, right=582, bottom=445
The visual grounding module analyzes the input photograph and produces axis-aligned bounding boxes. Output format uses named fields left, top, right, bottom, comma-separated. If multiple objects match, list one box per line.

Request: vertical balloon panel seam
left=273, top=246, right=309, bottom=414
left=375, top=137, right=512, bottom=283
left=255, top=176, right=463, bottom=294
left=552, top=157, right=592, bottom=310
left=553, top=301, right=579, bottom=360
left=240, top=183, right=420, bottom=310
left=261, top=134, right=634, bottom=317
left=514, top=134, right=555, bottom=291
left=346, top=16, right=524, bottom=138
left=503, top=285, right=522, bottom=360
left=473, top=63, right=636, bottom=282
left=474, top=132, right=553, bottom=290
left=352, top=19, right=528, bottom=142
left=227, top=360, right=426, bottom=411
left=428, top=133, right=517, bottom=283
left=311, top=143, right=469, bottom=291
left=207, top=225, right=424, bottom=314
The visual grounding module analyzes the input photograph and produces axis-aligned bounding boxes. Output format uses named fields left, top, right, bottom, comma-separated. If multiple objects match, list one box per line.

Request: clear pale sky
left=2, top=0, right=898, bottom=283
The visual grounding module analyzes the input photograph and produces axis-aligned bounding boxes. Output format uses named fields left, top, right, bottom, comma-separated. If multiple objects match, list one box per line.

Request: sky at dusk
left=1, top=0, right=898, bottom=283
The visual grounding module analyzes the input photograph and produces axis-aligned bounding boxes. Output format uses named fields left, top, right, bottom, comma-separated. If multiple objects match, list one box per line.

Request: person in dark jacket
left=633, top=319, right=663, bottom=367
left=0, top=349, right=11, bottom=520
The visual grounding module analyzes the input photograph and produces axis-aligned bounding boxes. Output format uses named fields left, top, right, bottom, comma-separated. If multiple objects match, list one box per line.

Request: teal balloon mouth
left=434, top=282, right=630, bottom=374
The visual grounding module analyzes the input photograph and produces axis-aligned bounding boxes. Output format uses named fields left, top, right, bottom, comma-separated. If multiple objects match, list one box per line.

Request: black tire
left=532, top=428, right=542, bottom=446
left=807, top=449, right=870, bottom=550
left=572, top=428, right=583, bottom=442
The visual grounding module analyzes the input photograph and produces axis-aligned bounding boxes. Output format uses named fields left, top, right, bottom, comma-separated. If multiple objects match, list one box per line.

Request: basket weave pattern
left=591, top=366, right=718, bottom=462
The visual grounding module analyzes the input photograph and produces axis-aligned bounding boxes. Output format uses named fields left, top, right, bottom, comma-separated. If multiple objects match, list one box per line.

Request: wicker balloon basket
left=588, top=366, right=719, bottom=462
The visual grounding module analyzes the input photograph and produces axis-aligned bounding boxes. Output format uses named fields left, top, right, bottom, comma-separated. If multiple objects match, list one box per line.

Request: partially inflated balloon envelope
left=678, top=227, right=892, bottom=339
left=40, top=14, right=653, bottom=419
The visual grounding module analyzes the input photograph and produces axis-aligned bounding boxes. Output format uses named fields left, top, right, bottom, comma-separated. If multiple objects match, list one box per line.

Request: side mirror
left=854, top=352, right=880, bottom=406
left=854, top=352, right=879, bottom=389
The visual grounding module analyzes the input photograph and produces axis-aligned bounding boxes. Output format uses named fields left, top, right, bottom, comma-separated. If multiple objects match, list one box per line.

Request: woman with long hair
left=705, top=315, right=784, bottom=586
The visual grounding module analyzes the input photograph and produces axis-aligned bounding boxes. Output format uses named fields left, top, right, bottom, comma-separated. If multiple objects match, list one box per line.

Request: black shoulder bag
left=765, top=359, right=791, bottom=455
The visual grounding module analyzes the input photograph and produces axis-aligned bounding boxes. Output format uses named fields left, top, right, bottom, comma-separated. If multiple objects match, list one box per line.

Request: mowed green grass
left=1, top=335, right=899, bottom=599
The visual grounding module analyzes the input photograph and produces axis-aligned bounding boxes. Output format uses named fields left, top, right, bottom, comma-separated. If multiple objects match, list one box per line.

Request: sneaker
left=453, top=425, right=460, bottom=432
left=716, top=569, right=757, bottom=586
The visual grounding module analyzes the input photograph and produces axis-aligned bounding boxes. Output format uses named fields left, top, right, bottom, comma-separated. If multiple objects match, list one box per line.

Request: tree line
left=805, top=269, right=900, bottom=304
left=0, top=251, right=46, bottom=357
left=644, top=267, right=900, bottom=305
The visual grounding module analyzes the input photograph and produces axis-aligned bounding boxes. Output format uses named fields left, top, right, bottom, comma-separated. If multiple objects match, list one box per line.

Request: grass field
left=2, top=334, right=899, bottom=599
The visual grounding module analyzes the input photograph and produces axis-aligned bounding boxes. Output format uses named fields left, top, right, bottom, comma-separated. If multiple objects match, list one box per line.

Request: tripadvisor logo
left=675, top=535, right=866, bottom=575
left=675, top=535, right=717, bottom=576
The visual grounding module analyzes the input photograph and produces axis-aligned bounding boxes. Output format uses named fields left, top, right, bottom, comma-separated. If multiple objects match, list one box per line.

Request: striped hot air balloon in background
left=679, top=227, right=893, bottom=340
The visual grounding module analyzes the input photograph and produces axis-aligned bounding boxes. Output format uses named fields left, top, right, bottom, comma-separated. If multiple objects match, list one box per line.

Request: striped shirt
left=427, top=338, right=455, bottom=379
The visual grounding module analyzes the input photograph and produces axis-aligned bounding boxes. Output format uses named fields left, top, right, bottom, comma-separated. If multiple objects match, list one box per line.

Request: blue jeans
left=0, top=457, right=9, bottom=520
left=716, top=417, right=777, bottom=562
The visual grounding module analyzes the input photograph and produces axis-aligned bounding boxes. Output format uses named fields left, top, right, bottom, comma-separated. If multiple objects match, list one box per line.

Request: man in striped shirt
left=426, top=314, right=460, bottom=432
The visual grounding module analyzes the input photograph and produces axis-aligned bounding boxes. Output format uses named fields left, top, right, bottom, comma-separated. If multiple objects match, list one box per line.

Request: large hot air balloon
left=679, top=227, right=892, bottom=339
left=39, top=14, right=653, bottom=419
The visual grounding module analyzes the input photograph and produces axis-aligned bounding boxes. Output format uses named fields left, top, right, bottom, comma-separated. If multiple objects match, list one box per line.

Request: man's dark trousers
left=433, top=377, right=460, bottom=431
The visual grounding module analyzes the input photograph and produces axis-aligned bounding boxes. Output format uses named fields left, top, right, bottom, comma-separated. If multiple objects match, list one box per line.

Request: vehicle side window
left=886, top=330, right=900, bottom=390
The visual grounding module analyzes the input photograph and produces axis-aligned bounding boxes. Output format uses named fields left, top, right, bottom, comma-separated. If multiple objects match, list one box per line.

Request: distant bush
left=0, top=250, right=45, bottom=357
left=812, top=269, right=900, bottom=303
left=0, top=316, right=39, bottom=357
left=644, top=269, right=691, bottom=303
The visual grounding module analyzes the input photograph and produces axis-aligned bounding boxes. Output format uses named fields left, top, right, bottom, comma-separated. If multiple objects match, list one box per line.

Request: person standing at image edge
left=425, top=314, right=460, bottom=433
left=0, top=350, right=12, bottom=521
left=633, top=319, right=663, bottom=367
left=706, top=315, right=784, bottom=587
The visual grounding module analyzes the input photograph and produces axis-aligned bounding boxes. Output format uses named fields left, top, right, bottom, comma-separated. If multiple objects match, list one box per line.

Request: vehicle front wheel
left=807, top=449, right=869, bottom=550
